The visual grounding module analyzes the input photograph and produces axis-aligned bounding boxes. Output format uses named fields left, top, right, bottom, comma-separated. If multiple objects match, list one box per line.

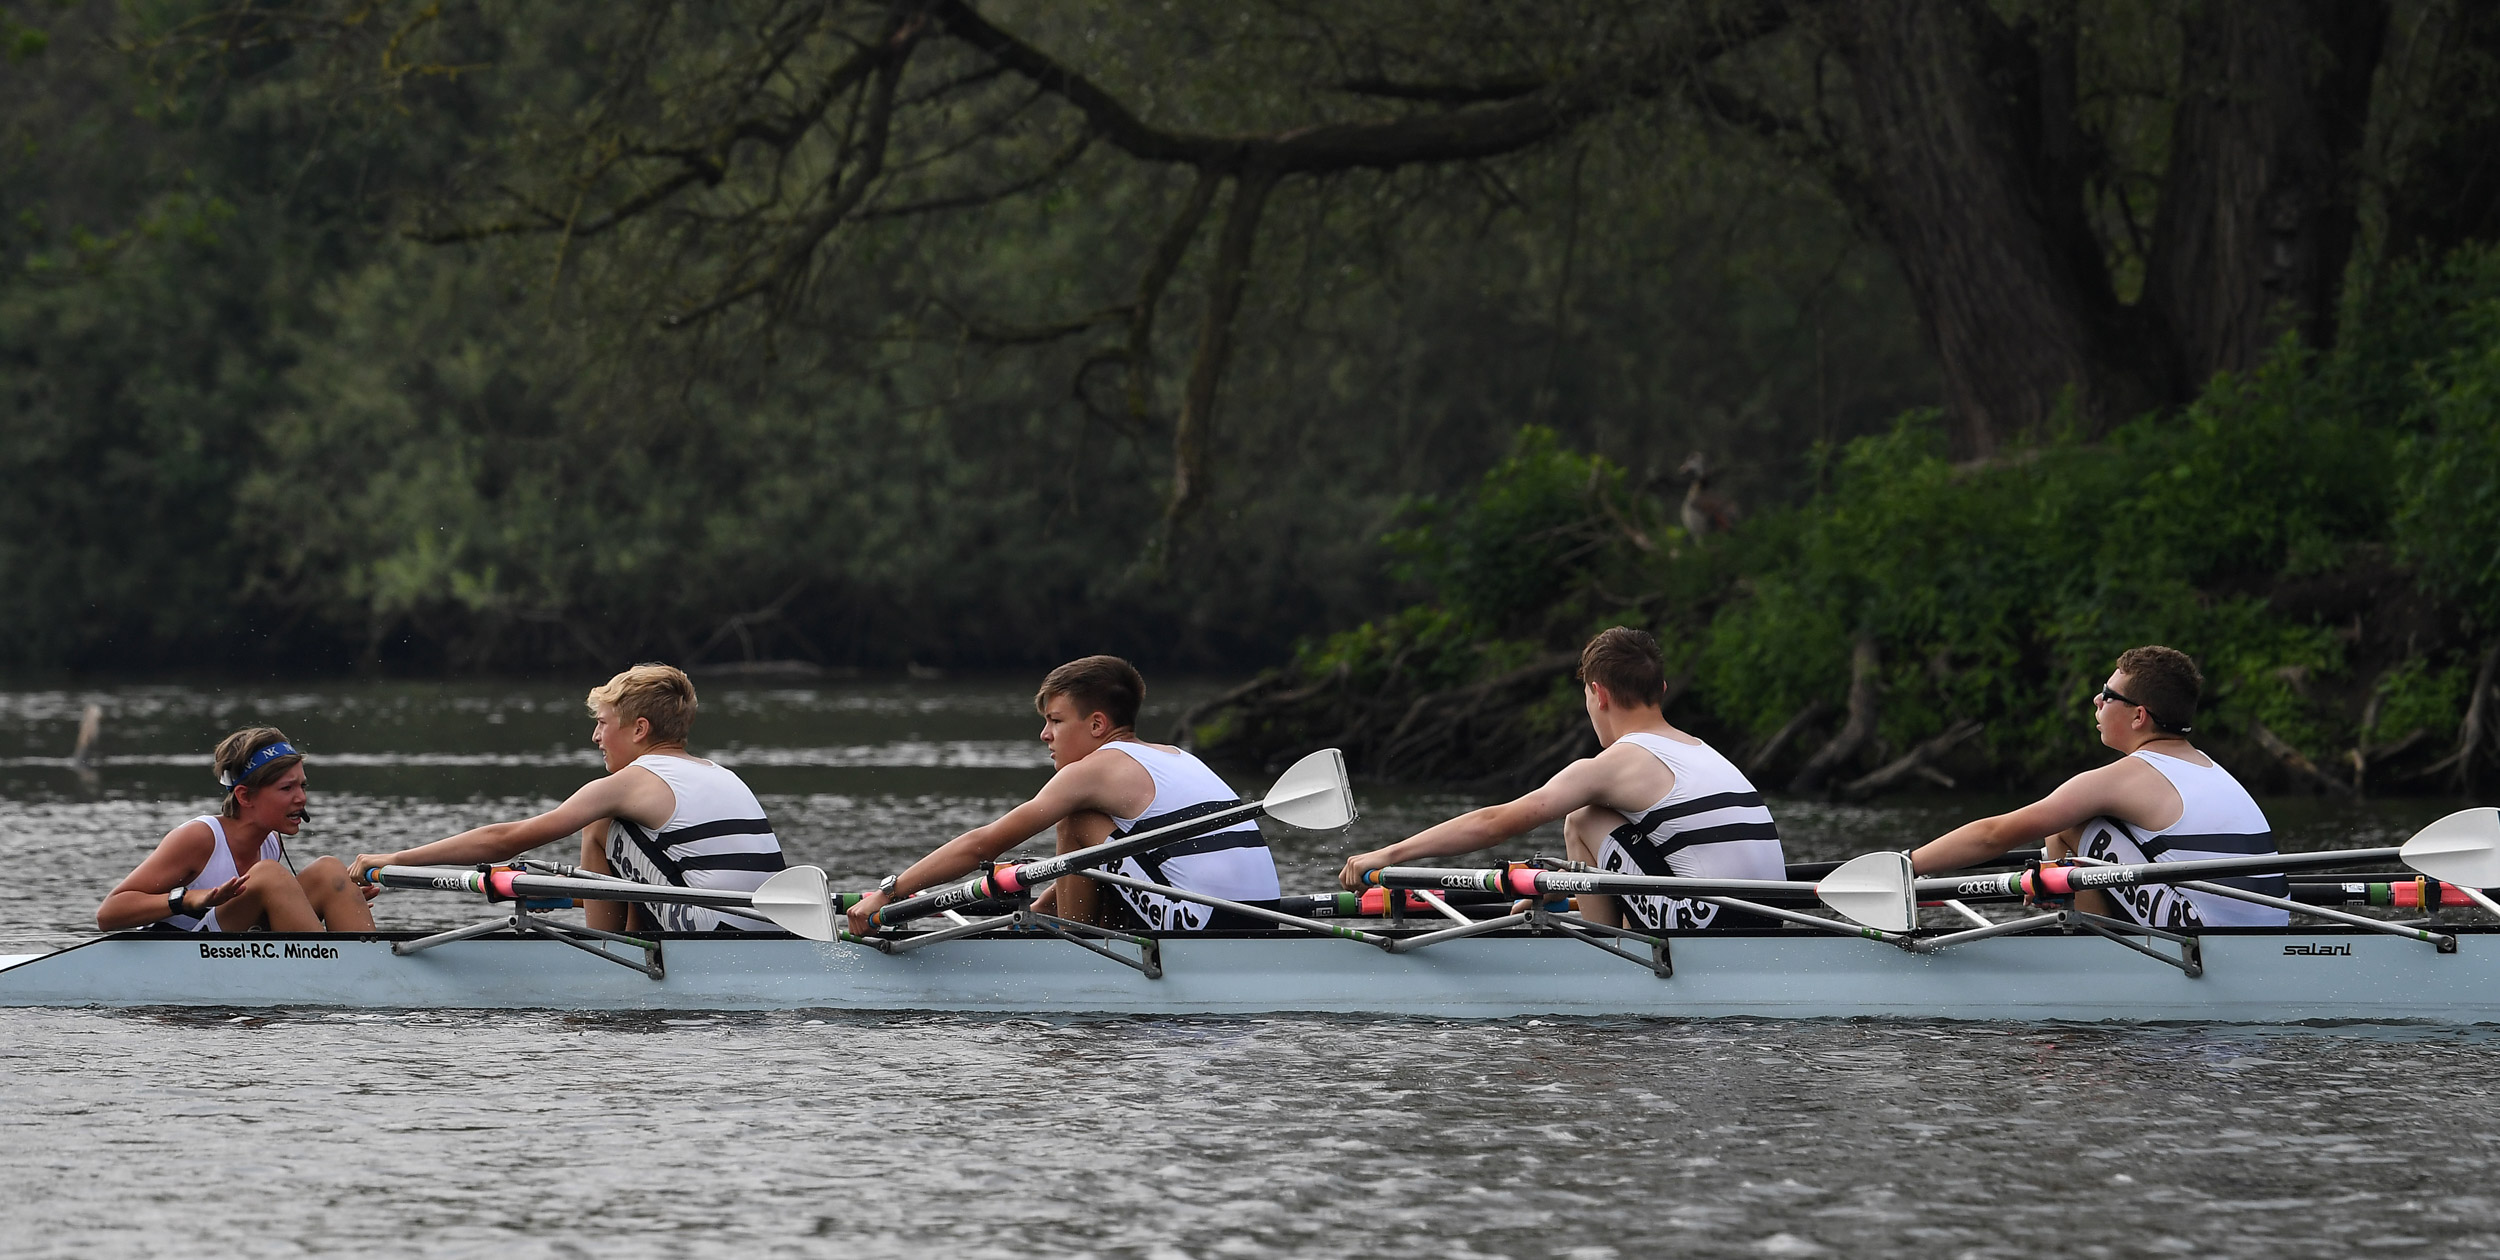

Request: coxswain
left=1336, top=626, right=1789, bottom=930
left=97, top=728, right=376, bottom=932
left=1910, top=645, right=2288, bottom=928
left=349, top=664, right=786, bottom=932
left=846, top=655, right=1282, bottom=936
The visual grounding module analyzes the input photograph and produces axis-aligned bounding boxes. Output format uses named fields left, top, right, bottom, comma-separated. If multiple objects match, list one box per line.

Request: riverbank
left=1188, top=247, right=2500, bottom=798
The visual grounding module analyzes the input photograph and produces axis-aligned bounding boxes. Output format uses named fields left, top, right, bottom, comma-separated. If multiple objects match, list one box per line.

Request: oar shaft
left=369, top=865, right=760, bottom=911
left=1370, top=865, right=1818, bottom=899
left=1929, top=847, right=2406, bottom=899
left=874, top=801, right=1263, bottom=926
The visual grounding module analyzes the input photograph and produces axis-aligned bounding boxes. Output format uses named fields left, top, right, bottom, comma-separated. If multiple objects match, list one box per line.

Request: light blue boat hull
left=0, top=927, right=2492, bottom=1021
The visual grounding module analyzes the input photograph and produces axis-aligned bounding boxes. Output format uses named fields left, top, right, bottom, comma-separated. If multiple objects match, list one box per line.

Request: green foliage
left=1275, top=243, right=2500, bottom=784
left=1293, top=605, right=1538, bottom=698
left=2370, top=656, right=2470, bottom=746
left=2396, top=246, right=2500, bottom=630
left=0, top=0, right=1930, bottom=673
left=1385, top=427, right=1647, bottom=635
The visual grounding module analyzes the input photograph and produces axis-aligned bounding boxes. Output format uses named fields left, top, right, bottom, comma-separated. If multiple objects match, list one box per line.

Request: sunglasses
left=2091, top=684, right=2144, bottom=709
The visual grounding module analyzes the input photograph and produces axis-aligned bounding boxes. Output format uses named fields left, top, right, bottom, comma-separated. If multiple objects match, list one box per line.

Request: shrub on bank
left=1205, top=246, right=2500, bottom=792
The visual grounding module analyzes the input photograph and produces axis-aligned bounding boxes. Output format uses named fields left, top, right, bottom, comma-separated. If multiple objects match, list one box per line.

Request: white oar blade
left=1818, top=851, right=1916, bottom=933
left=2401, top=808, right=2500, bottom=889
left=1261, top=748, right=1356, bottom=831
left=750, top=865, right=837, bottom=942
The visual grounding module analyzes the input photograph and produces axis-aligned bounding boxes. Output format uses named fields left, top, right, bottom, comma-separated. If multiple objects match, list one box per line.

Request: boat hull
left=0, top=926, right=2492, bottom=1021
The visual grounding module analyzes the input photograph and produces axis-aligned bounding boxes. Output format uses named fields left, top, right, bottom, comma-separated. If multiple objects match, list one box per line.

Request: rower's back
left=605, top=756, right=788, bottom=932
left=2074, top=749, right=2287, bottom=928
left=1095, top=740, right=1281, bottom=930
left=1597, top=731, right=1787, bottom=930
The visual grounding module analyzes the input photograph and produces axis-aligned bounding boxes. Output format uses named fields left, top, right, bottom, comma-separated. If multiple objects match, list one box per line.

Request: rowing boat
left=10, top=757, right=2495, bottom=1021
left=1, top=919, right=2494, bottom=1020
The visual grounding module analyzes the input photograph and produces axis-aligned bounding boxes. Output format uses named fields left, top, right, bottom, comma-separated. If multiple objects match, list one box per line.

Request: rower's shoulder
left=155, top=816, right=216, bottom=854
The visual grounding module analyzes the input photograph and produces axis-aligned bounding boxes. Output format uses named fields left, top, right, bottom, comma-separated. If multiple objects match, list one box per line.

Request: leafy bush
left=1383, top=426, right=1654, bottom=636
left=1272, top=243, right=2500, bottom=786
left=2396, top=247, right=2500, bottom=631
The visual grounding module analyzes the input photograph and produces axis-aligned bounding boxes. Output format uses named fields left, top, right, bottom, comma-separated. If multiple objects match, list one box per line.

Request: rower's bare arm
left=96, top=823, right=240, bottom=930
left=1336, top=755, right=1627, bottom=889
left=1910, top=762, right=2146, bottom=874
left=350, top=769, right=670, bottom=880
left=894, top=759, right=1115, bottom=890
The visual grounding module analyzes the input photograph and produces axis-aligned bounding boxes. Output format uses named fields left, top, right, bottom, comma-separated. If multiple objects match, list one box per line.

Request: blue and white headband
left=218, top=741, right=301, bottom=790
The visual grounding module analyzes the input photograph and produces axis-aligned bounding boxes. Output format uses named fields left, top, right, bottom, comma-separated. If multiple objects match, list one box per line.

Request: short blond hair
left=586, top=664, right=697, bottom=744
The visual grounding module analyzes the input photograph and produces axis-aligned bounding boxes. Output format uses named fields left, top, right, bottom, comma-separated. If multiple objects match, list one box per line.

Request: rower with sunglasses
left=1909, top=645, right=2287, bottom=928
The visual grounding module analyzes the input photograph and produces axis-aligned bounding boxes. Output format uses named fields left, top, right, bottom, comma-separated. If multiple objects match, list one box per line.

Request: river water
left=1, top=678, right=2496, bottom=1258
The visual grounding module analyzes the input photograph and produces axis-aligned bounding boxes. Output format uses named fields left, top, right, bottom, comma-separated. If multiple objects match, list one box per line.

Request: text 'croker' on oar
left=870, top=747, right=1357, bottom=929
left=364, top=864, right=840, bottom=942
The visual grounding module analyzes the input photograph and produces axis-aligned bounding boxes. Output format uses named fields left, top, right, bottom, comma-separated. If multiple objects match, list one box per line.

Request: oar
left=366, top=863, right=839, bottom=941
left=1840, top=807, right=2500, bottom=930
left=1367, top=808, right=2500, bottom=935
left=872, top=747, right=1355, bottom=929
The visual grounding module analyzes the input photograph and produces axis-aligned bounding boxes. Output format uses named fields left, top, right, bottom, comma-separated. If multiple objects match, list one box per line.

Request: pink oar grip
left=487, top=869, right=520, bottom=899
left=1504, top=868, right=1541, bottom=898
left=992, top=865, right=1025, bottom=896
left=2029, top=866, right=2076, bottom=896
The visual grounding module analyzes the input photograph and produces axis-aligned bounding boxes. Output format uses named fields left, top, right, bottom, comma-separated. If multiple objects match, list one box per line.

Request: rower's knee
left=242, top=859, right=294, bottom=889
left=1562, top=808, right=1605, bottom=858
left=298, top=855, right=351, bottom=891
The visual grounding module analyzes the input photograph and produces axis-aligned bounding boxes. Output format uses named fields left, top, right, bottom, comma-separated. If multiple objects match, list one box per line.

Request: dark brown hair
left=586, top=664, right=698, bottom=745
left=2114, top=645, right=2202, bottom=734
left=1036, top=655, right=1145, bottom=730
left=212, top=726, right=303, bottom=818
left=1578, top=627, right=1666, bottom=709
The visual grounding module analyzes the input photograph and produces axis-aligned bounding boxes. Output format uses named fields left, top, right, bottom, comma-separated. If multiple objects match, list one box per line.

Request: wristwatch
left=877, top=874, right=904, bottom=900
left=166, top=887, right=190, bottom=918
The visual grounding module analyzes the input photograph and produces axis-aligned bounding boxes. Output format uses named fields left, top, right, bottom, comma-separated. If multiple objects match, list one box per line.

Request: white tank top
left=162, top=815, right=284, bottom=933
left=2094, top=748, right=2285, bottom=928
left=1095, top=742, right=1280, bottom=919
left=1593, top=732, right=1787, bottom=931
left=604, top=755, right=786, bottom=931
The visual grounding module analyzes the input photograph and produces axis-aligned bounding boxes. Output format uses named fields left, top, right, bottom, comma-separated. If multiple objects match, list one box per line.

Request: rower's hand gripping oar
left=1809, top=806, right=2500, bottom=931
left=870, top=748, right=1356, bottom=930
left=364, top=863, right=840, bottom=942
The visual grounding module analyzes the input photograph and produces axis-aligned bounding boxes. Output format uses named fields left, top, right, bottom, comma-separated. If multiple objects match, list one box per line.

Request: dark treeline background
left=7, top=0, right=2500, bottom=793
left=2, top=0, right=1929, bottom=671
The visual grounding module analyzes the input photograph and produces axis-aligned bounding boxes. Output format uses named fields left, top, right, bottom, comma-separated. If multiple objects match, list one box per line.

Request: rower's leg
left=2044, top=824, right=2120, bottom=919
left=578, top=822, right=626, bottom=933
left=1050, top=812, right=1116, bottom=926
left=296, top=856, right=375, bottom=932
left=1563, top=807, right=1625, bottom=928
left=239, top=859, right=324, bottom=932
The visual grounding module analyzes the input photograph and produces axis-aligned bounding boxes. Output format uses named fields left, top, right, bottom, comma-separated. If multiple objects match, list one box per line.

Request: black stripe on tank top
left=1647, top=819, right=1783, bottom=855
left=676, top=851, right=789, bottom=872
left=1613, top=792, right=1773, bottom=845
left=658, top=817, right=776, bottom=847
left=1637, top=791, right=1768, bottom=827
left=2132, top=830, right=2279, bottom=859
left=616, top=819, right=687, bottom=886
left=1109, top=797, right=1251, bottom=840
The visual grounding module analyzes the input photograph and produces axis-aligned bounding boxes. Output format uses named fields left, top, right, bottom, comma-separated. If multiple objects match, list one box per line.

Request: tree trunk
left=1822, top=0, right=2152, bottom=456
left=2385, top=0, right=2500, bottom=256
left=1822, top=0, right=2391, bottom=454
left=1791, top=634, right=1882, bottom=794
left=2141, top=0, right=2388, bottom=381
